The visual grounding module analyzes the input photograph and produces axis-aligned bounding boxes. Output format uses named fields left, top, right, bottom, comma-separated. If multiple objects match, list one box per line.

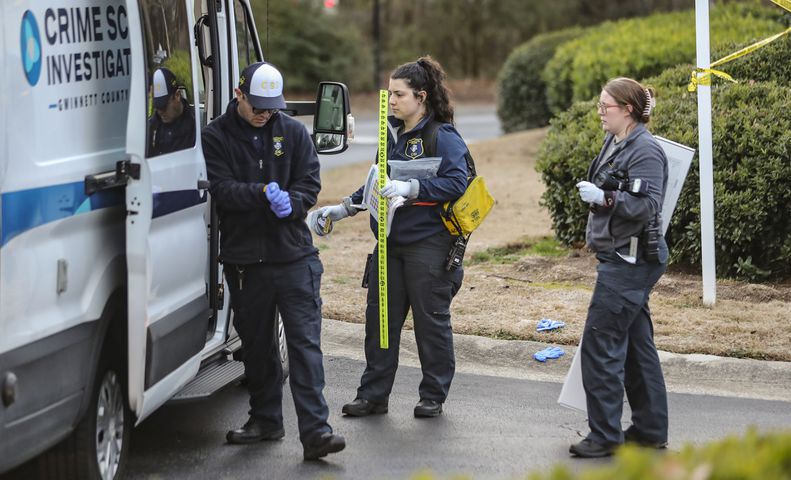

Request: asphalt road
left=317, top=105, right=502, bottom=171
left=122, top=355, right=791, bottom=480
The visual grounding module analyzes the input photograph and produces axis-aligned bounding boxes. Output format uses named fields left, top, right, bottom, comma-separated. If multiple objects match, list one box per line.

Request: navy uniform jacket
left=202, top=99, right=321, bottom=264
left=351, top=115, right=468, bottom=245
left=147, top=98, right=196, bottom=157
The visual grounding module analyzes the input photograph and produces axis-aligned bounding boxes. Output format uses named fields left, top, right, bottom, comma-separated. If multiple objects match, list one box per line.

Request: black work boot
left=341, top=398, right=388, bottom=417
left=624, top=427, right=668, bottom=449
left=569, top=438, right=618, bottom=458
left=413, top=399, right=443, bottom=418
left=226, top=417, right=285, bottom=444
left=303, top=432, right=346, bottom=461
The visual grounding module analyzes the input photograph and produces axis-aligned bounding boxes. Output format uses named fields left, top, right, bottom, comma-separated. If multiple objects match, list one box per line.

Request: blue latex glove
left=533, top=346, right=565, bottom=362
left=265, top=182, right=292, bottom=218
left=536, top=318, right=566, bottom=332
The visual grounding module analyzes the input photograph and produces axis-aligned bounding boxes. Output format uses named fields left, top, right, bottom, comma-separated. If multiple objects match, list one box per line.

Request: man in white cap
left=202, top=62, right=345, bottom=461
left=148, top=67, right=195, bottom=156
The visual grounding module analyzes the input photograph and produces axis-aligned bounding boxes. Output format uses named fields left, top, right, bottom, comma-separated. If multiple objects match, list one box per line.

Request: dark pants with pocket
left=581, top=247, right=668, bottom=446
left=356, top=231, right=464, bottom=404
left=225, top=253, right=331, bottom=444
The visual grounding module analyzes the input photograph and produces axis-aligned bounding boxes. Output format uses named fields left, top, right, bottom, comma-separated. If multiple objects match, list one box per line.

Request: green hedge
left=496, top=28, right=584, bottom=132
left=536, top=69, right=791, bottom=279
left=714, top=36, right=791, bottom=88
left=543, top=2, right=786, bottom=115
left=527, top=429, right=791, bottom=480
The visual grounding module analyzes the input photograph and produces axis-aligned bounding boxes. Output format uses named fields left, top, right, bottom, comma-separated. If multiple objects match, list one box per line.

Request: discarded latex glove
left=536, top=318, right=566, bottom=332
left=533, top=346, right=565, bottom=362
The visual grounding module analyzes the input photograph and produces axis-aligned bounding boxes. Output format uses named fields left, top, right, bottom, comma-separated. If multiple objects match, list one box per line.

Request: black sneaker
left=226, top=418, right=285, bottom=444
left=303, top=432, right=346, bottom=461
left=413, top=399, right=443, bottom=418
left=341, top=398, right=388, bottom=417
left=569, top=438, right=617, bottom=458
left=624, top=427, right=668, bottom=449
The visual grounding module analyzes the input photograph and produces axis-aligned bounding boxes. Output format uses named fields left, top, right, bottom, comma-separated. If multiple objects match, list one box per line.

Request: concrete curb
left=322, top=318, right=791, bottom=403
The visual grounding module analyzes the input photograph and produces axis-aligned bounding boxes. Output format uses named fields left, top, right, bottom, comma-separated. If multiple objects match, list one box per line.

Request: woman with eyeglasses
left=570, top=77, right=670, bottom=458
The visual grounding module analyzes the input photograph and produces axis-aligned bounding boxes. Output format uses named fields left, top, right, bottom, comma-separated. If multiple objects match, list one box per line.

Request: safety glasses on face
left=242, top=95, right=278, bottom=115
left=596, top=102, right=622, bottom=115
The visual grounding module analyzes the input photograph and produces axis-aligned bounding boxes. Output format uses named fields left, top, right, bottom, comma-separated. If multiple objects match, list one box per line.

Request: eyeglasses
left=597, top=102, right=622, bottom=114
left=242, top=95, right=277, bottom=115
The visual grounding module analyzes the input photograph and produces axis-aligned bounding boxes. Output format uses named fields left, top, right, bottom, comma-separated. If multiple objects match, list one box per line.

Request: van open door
left=125, top=0, right=212, bottom=422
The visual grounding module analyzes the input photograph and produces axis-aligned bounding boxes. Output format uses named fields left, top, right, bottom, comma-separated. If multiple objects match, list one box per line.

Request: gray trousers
left=581, top=249, right=668, bottom=446
left=357, top=231, right=463, bottom=403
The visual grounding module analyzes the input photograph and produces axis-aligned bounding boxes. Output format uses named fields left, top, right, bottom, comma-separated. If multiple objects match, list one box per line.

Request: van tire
left=38, top=349, right=130, bottom=480
left=232, top=308, right=289, bottom=384
left=276, top=310, right=289, bottom=383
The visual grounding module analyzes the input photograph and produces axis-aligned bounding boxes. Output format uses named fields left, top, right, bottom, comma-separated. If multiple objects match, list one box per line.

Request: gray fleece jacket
left=585, top=123, right=668, bottom=253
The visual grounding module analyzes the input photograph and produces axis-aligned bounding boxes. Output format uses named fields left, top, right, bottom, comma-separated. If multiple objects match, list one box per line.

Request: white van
left=0, top=1, right=352, bottom=478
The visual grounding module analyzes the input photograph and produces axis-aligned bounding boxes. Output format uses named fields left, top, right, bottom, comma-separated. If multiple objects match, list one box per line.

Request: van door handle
left=198, top=180, right=211, bottom=191
left=85, top=159, right=141, bottom=195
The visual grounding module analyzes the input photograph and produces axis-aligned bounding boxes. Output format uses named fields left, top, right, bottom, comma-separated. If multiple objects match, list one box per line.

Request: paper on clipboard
left=655, top=136, right=695, bottom=235
left=360, top=164, right=405, bottom=237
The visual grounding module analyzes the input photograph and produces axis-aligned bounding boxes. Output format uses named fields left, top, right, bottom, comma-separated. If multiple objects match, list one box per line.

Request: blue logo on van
left=20, top=10, right=42, bottom=86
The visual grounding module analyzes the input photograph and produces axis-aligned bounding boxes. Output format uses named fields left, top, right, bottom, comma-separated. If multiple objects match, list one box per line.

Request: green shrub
left=496, top=28, right=584, bottom=132
left=526, top=429, right=791, bottom=480
left=713, top=36, right=791, bottom=88
left=536, top=76, right=791, bottom=279
left=543, top=2, right=786, bottom=115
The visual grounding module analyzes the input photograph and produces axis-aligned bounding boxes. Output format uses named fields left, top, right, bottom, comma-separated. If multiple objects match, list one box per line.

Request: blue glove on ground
left=533, top=346, right=565, bottom=362
left=265, top=182, right=292, bottom=218
left=536, top=318, right=566, bottom=332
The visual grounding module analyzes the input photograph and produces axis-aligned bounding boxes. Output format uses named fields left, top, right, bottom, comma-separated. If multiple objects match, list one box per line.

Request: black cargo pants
left=225, top=253, right=331, bottom=444
left=356, top=231, right=464, bottom=404
left=581, top=245, right=669, bottom=446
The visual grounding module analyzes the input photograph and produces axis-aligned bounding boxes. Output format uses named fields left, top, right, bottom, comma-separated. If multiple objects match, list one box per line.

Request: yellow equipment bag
left=441, top=176, right=495, bottom=236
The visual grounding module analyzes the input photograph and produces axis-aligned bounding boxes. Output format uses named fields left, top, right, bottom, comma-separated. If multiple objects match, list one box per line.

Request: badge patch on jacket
left=405, top=138, right=424, bottom=159
left=273, top=136, right=285, bottom=157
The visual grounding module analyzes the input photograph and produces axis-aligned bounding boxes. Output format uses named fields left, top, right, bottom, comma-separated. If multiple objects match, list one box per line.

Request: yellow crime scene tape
left=377, top=90, right=389, bottom=349
left=689, top=0, right=791, bottom=92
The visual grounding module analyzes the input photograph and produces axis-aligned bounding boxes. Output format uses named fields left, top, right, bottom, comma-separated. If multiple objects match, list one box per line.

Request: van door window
left=234, top=0, right=260, bottom=71
left=141, top=0, right=198, bottom=157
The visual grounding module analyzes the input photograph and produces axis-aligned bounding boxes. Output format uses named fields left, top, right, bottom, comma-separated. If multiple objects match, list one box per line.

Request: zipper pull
left=236, top=266, right=245, bottom=291
left=259, top=159, right=263, bottom=170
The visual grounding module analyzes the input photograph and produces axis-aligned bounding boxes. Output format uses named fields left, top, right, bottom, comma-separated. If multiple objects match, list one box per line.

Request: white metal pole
left=695, top=0, right=717, bottom=305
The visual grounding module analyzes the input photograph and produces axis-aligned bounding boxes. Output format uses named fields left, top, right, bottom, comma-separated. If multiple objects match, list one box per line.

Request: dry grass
left=315, top=129, right=791, bottom=361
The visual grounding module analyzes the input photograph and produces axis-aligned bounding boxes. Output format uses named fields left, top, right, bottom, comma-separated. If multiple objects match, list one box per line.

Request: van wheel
left=276, top=310, right=289, bottom=383
left=231, top=308, right=289, bottom=384
left=39, top=352, right=130, bottom=480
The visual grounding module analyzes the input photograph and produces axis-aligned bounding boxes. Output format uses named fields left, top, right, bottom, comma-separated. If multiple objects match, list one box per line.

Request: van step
left=170, top=359, right=245, bottom=402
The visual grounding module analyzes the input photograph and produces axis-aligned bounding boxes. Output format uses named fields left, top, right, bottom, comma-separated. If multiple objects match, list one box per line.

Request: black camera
left=594, top=168, right=649, bottom=195
left=445, top=236, right=467, bottom=271
left=641, top=218, right=661, bottom=263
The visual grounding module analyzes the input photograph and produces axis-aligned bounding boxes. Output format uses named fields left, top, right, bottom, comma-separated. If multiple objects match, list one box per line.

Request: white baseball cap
left=239, top=62, right=286, bottom=110
left=152, top=67, right=178, bottom=109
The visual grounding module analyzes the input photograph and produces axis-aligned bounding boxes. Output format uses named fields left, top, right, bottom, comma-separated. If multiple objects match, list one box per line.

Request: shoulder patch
left=405, top=137, right=424, bottom=159
left=273, top=136, right=284, bottom=157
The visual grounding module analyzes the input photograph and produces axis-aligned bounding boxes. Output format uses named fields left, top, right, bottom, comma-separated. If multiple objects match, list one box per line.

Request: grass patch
left=469, top=237, right=567, bottom=265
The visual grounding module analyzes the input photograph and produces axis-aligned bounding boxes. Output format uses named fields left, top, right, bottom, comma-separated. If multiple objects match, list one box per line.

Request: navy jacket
left=202, top=100, right=321, bottom=264
left=147, top=98, right=196, bottom=157
left=351, top=115, right=468, bottom=245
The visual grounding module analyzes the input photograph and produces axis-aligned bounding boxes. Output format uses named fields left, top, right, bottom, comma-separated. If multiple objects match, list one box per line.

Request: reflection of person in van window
left=148, top=67, right=195, bottom=157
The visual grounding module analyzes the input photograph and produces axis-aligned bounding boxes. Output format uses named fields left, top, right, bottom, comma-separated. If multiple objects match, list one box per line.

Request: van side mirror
left=312, top=82, right=352, bottom=154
